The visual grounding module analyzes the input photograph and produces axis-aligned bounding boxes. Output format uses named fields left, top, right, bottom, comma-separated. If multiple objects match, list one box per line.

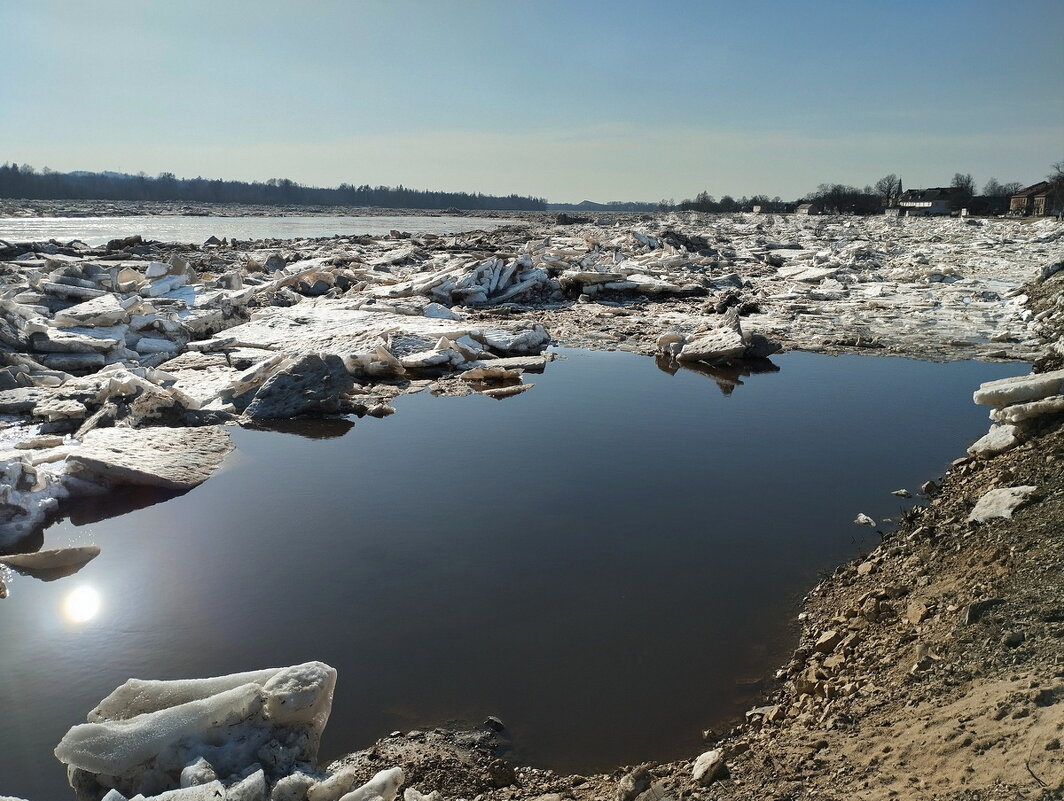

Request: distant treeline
left=673, top=187, right=882, bottom=214
left=546, top=200, right=661, bottom=213
left=673, top=172, right=1034, bottom=215
left=673, top=192, right=795, bottom=213
left=0, top=163, right=548, bottom=211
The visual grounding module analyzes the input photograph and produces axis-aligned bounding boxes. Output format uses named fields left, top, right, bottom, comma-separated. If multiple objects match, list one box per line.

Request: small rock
left=963, top=598, right=1004, bottom=625
left=853, top=513, right=876, bottom=527
left=911, top=643, right=942, bottom=673
left=616, top=766, right=651, bottom=801
left=488, top=759, right=516, bottom=788
left=1003, top=630, right=1025, bottom=649
left=814, top=630, right=843, bottom=654
left=920, top=480, right=938, bottom=495
left=890, top=489, right=912, bottom=498
left=692, top=749, right=727, bottom=785
left=905, top=601, right=929, bottom=625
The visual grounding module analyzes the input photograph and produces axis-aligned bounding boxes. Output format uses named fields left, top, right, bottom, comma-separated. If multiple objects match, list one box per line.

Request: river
left=0, top=348, right=1027, bottom=799
left=0, top=214, right=522, bottom=247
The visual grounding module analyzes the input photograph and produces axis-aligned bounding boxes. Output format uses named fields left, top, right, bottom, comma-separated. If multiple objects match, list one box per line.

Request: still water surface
left=0, top=215, right=520, bottom=247
left=0, top=350, right=1027, bottom=799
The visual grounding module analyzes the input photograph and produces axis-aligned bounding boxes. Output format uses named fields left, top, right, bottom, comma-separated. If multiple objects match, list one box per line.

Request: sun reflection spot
left=63, top=585, right=101, bottom=623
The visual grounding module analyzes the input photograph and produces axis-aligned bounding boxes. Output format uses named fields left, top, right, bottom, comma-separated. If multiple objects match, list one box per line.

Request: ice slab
left=55, top=662, right=337, bottom=800
left=67, top=426, right=233, bottom=491
left=967, top=485, right=1038, bottom=523
left=973, top=369, right=1064, bottom=407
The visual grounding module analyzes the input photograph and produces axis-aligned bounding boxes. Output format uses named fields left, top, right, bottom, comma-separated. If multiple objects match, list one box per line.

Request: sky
left=1, top=0, right=1062, bottom=203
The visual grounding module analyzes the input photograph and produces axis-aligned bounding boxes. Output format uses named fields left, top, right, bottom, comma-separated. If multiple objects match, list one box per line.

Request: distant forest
left=0, top=163, right=548, bottom=211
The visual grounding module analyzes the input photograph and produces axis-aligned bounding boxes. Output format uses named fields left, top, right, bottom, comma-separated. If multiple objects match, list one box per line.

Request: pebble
left=1003, top=630, right=1025, bottom=648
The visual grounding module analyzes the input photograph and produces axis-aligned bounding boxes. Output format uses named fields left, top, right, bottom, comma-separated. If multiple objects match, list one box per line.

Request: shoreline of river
left=1, top=209, right=1061, bottom=800
left=321, top=267, right=1064, bottom=801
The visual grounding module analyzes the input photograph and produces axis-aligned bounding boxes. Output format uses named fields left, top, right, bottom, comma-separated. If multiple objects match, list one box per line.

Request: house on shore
left=1009, top=182, right=1056, bottom=216
left=965, top=195, right=1011, bottom=216
left=795, top=203, right=821, bottom=215
left=896, top=187, right=960, bottom=216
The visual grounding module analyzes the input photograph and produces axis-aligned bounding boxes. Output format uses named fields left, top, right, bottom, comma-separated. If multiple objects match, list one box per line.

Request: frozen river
left=0, top=349, right=1027, bottom=799
left=0, top=214, right=522, bottom=246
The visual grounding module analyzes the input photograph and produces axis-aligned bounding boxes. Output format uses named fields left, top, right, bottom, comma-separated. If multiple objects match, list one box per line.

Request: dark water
left=0, top=350, right=1027, bottom=799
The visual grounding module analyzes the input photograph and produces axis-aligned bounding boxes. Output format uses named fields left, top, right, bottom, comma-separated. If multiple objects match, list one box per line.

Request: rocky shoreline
left=1, top=210, right=1062, bottom=800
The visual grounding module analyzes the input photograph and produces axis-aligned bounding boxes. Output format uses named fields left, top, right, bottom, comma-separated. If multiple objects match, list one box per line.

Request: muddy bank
left=1, top=212, right=1062, bottom=800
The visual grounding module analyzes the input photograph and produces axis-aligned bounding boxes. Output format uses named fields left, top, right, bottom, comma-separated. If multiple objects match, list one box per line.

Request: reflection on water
left=62, top=585, right=101, bottom=624
left=0, top=349, right=1030, bottom=800
left=60, top=485, right=184, bottom=529
left=655, top=355, right=781, bottom=395
left=3, top=560, right=94, bottom=583
left=242, top=418, right=356, bottom=440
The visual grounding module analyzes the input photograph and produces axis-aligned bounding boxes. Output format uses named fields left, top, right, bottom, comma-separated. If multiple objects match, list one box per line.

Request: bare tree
left=874, top=174, right=901, bottom=205
left=951, top=173, right=976, bottom=197
left=983, top=178, right=1023, bottom=197
left=1048, top=160, right=1064, bottom=216
left=949, top=173, right=976, bottom=211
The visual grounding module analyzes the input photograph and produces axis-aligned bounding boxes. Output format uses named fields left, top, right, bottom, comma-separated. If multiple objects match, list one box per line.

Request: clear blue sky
left=1, top=0, right=1061, bottom=202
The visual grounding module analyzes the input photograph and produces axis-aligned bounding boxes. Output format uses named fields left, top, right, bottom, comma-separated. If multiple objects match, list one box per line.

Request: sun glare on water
left=62, top=585, right=101, bottom=623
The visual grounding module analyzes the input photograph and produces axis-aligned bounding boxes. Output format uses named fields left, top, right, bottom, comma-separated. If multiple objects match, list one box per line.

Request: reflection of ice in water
left=63, top=585, right=101, bottom=623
